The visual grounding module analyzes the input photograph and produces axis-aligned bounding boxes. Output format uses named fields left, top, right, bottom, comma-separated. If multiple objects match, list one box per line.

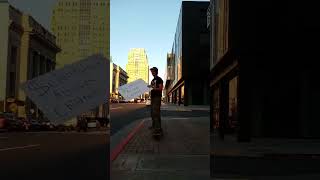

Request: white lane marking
left=110, top=107, right=123, bottom=110
left=0, top=144, right=40, bottom=152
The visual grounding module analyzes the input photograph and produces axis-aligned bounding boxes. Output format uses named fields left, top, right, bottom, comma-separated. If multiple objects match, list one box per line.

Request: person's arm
left=153, top=83, right=163, bottom=91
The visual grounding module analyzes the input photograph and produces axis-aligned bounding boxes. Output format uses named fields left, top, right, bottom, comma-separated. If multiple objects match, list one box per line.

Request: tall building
left=165, top=1, right=210, bottom=106
left=51, top=0, right=110, bottom=124
left=126, top=48, right=149, bottom=84
left=0, top=1, right=60, bottom=120
left=110, top=62, right=128, bottom=100
left=51, top=0, right=110, bottom=68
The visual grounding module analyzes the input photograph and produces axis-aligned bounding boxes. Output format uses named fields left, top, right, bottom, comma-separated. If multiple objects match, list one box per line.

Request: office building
left=51, top=0, right=110, bottom=68
left=110, top=62, right=128, bottom=100
left=126, top=48, right=149, bottom=83
left=165, top=1, right=210, bottom=106
left=0, top=1, right=60, bottom=120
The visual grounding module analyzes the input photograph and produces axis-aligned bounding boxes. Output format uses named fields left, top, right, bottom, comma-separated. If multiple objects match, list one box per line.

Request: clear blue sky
left=111, top=0, right=209, bottom=83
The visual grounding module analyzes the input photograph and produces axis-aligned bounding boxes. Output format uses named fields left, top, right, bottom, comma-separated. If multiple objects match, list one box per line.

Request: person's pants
left=151, top=96, right=161, bottom=130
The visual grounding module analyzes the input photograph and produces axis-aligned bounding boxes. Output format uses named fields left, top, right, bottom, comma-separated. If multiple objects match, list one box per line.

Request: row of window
left=59, top=2, right=107, bottom=7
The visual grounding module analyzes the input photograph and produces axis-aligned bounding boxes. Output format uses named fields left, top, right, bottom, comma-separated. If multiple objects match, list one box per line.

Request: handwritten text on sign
left=21, top=54, right=109, bottom=124
left=118, top=79, right=151, bottom=100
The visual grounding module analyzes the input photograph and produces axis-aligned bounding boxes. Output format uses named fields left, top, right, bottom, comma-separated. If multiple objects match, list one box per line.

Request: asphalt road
left=110, top=103, right=210, bottom=136
left=110, top=103, right=149, bottom=136
left=0, top=132, right=109, bottom=180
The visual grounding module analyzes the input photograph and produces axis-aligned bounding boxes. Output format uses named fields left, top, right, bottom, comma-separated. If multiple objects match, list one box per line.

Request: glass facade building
left=165, top=1, right=210, bottom=106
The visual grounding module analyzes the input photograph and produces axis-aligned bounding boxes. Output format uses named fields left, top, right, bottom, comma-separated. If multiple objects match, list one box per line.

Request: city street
left=110, top=103, right=149, bottom=135
left=0, top=131, right=108, bottom=180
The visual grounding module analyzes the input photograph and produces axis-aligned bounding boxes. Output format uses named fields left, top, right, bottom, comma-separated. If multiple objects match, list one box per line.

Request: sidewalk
left=212, top=132, right=320, bottom=157
left=111, top=116, right=210, bottom=180
left=212, top=132, right=320, bottom=178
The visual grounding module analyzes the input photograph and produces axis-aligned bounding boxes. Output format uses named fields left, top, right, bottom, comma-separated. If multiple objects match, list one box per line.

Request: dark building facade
left=165, top=1, right=210, bottom=106
left=208, top=0, right=320, bottom=140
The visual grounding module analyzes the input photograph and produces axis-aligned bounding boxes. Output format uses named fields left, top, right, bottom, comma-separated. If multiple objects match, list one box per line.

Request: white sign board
left=118, top=79, right=150, bottom=100
left=21, top=54, right=109, bottom=124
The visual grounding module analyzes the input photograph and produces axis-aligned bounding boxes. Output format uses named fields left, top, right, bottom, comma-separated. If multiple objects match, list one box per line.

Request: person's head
left=150, top=67, right=158, bottom=77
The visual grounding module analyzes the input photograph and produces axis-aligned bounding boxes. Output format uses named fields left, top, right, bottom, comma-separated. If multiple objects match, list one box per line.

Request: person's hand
left=147, top=85, right=153, bottom=88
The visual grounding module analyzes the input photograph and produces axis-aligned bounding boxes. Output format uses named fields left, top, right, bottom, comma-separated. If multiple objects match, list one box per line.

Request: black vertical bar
left=218, top=79, right=229, bottom=140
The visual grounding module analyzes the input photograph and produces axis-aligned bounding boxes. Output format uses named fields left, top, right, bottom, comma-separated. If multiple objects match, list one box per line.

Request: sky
left=9, top=0, right=57, bottom=31
left=111, top=0, right=209, bottom=83
left=8, top=0, right=209, bottom=83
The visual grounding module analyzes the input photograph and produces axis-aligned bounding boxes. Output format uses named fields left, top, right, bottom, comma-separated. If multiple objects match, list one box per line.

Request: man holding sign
left=148, top=67, right=163, bottom=135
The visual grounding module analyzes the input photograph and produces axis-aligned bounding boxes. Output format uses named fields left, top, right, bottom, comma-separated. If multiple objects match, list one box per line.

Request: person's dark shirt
left=151, top=76, right=163, bottom=98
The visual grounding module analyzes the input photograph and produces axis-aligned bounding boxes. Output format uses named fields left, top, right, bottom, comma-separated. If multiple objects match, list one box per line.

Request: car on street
left=40, top=121, right=56, bottom=131
left=0, top=112, right=26, bottom=131
left=29, top=120, right=42, bottom=131
left=111, top=99, right=119, bottom=103
left=77, top=117, right=88, bottom=132
left=87, top=118, right=97, bottom=128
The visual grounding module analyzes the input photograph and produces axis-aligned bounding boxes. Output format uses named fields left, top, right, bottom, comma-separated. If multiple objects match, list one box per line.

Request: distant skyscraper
left=51, top=0, right=110, bottom=68
left=126, top=48, right=149, bottom=84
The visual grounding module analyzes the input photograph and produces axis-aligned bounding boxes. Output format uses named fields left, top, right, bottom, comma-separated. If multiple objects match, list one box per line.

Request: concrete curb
left=110, top=118, right=150, bottom=162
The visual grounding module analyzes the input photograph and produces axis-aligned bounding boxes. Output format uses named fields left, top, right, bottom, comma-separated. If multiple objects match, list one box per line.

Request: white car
left=145, top=99, right=151, bottom=106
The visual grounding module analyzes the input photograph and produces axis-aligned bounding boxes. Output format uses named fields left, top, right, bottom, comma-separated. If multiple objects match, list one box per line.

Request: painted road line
left=0, top=144, right=40, bottom=152
left=110, top=119, right=145, bottom=162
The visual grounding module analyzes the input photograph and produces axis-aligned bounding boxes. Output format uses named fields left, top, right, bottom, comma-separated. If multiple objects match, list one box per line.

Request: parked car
left=87, top=118, right=97, bottom=128
left=9, top=119, right=25, bottom=132
left=0, top=112, right=25, bottom=131
left=111, top=99, right=119, bottom=103
left=17, top=117, right=30, bottom=131
left=40, top=121, right=56, bottom=131
left=77, top=118, right=87, bottom=132
left=29, top=120, right=42, bottom=131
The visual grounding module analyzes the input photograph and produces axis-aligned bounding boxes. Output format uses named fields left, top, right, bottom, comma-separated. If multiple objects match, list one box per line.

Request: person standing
left=148, top=67, right=163, bottom=134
